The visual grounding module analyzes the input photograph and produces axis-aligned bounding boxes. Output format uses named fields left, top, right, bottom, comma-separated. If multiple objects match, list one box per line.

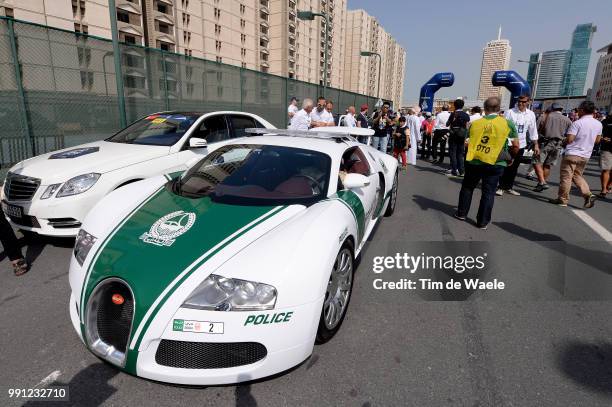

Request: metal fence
left=0, top=17, right=383, bottom=173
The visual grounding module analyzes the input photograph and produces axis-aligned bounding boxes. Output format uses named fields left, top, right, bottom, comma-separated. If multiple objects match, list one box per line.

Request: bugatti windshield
left=176, top=144, right=332, bottom=206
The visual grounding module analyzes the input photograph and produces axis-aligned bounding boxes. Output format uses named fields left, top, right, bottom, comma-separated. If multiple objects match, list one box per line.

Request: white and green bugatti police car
left=68, top=127, right=398, bottom=385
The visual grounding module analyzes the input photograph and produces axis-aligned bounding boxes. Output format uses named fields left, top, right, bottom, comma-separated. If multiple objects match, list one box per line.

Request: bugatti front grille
left=4, top=174, right=40, bottom=201
left=96, top=281, right=134, bottom=353
left=85, top=279, right=134, bottom=366
left=155, top=340, right=267, bottom=369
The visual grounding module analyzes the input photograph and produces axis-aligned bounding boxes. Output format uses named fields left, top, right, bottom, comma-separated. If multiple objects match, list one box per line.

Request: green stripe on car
left=332, top=190, right=365, bottom=241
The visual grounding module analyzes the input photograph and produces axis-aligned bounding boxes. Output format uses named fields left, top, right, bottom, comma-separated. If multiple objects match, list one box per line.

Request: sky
left=347, top=0, right=612, bottom=105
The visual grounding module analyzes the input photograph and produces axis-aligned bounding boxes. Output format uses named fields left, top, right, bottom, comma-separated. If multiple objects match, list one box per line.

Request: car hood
left=81, top=186, right=304, bottom=341
left=8, top=141, right=170, bottom=184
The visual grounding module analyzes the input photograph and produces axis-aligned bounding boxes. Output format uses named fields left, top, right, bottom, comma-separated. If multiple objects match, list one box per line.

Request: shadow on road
left=493, top=221, right=612, bottom=277
left=412, top=194, right=456, bottom=215
left=556, top=341, right=612, bottom=395
left=0, top=233, right=74, bottom=266
left=23, top=363, right=118, bottom=407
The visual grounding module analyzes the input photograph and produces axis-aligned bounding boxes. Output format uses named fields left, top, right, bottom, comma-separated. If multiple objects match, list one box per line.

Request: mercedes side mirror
left=189, top=138, right=207, bottom=148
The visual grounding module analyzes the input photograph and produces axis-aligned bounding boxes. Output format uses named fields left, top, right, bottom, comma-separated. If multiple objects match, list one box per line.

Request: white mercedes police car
left=68, top=127, right=398, bottom=385
left=1, top=111, right=274, bottom=237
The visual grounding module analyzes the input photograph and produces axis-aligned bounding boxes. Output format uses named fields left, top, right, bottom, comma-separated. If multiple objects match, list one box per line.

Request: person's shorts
left=532, top=139, right=562, bottom=166
left=600, top=150, right=612, bottom=171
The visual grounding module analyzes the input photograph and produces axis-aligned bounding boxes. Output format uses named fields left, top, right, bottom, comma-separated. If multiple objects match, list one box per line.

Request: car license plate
left=1, top=201, right=23, bottom=218
left=172, top=319, right=224, bottom=334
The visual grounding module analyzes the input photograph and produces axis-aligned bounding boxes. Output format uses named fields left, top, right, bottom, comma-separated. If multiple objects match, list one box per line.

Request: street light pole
left=360, top=51, right=382, bottom=100
left=517, top=58, right=541, bottom=100
left=297, top=10, right=328, bottom=98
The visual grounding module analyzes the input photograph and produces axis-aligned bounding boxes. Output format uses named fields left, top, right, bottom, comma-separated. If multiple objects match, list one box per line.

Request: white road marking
left=35, top=370, right=61, bottom=388
left=571, top=209, right=612, bottom=243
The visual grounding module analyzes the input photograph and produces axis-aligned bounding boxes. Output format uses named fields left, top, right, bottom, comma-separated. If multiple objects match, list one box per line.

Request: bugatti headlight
left=74, top=229, right=97, bottom=266
left=57, top=173, right=100, bottom=197
left=183, top=274, right=277, bottom=311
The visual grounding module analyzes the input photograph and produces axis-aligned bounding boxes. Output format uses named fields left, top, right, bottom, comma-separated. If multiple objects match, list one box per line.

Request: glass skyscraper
left=565, top=24, right=597, bottom=96
left=532, top=23, right=597, bottom=98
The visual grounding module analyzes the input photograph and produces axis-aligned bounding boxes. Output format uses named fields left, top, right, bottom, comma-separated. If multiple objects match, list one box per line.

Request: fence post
left=7, top=19, right=33, bottom=157
left=161, top=50, right=170, bottom=110
left=239, top=67, right=243, bottom=111
left=108, top=0, right=127, bottom=128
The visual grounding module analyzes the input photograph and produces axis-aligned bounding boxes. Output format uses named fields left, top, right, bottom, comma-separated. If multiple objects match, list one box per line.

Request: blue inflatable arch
left=419, top=72, right=455, bottom=113
left=492, top=70, right=531, bottom=109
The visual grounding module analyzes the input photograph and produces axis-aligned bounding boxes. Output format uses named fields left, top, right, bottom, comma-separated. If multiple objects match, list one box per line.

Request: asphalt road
left=1, top=156, right=611, bottom=407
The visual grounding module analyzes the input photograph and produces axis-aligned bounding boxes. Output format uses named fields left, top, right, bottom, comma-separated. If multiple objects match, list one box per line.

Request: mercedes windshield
left=107, top=113, right=200, bottom=146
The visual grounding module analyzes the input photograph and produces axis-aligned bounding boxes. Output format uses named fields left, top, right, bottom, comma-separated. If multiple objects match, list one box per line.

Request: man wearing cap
left=432, top=105, right=451, bottom=163
left=532, top=103, right=572, bottom=192
left=287, top=97, right=298, bottom=127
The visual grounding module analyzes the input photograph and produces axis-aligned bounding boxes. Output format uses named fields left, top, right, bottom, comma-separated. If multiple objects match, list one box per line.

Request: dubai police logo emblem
left=140, top=210, right=196, bottom=247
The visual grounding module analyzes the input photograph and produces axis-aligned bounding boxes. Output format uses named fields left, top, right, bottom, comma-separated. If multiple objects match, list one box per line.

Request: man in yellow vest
left=454, top=97, right=519, bottom=229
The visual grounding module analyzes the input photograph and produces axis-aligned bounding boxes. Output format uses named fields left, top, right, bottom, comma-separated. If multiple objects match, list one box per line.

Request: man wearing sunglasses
left=497, top=95, right=539, bottom=196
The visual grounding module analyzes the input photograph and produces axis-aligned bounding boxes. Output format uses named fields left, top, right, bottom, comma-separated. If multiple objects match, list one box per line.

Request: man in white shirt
left=497, top=95, right=539, bottom=196
left=289, top=98, right=314, bottom=131
left=344, top=105, right=357, bottom=127
left=431, top=105, right=451, bottom=163
left=310, top=97, right=334, bottom=127
left=469, top=106, right=482, bottom=126
left=550, top=101, right=602, bottom=208
left=287, top=97, right=298, bottom=126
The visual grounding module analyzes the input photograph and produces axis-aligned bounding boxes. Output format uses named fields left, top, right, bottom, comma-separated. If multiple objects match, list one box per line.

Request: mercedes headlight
left=183, top=274, right=277, bottom=311
left=57, top=173, right=100, bottom=197
left=74, top=229, right=97, bottom=266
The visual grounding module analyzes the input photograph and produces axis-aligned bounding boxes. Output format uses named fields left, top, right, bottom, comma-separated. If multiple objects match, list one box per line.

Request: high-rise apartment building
left=343, top=9, right=405, bottom=108
left=268, top=0, right=347, bottom=88
left=529, top=23, right=597, bottom=99
left=0, top=0, right=405, bottom=102
left=477, top=27, right=511, bottom=102
left=590, top=42, right=612, bottom=112
left=0, top=0, right=113, bottom=37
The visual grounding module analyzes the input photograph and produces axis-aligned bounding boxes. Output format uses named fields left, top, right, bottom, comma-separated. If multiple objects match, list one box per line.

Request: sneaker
left=458, top=173, right=464, bottom=178
left=549, top=198, right=568, bottom=207
left=476, top=224, right=488, bottom=230
left=504, top=189, right=521, bottom=196
left=444, top=169, right=454, bottom=175
left=584, top=194, right=597, bottom=209
left=495, top=189, right=504, bottom=196
left=453, top=213, right=466, bottom=221
left=525, top=171, right=537, bottom=181
left=534, top=183, right=549, bottom=192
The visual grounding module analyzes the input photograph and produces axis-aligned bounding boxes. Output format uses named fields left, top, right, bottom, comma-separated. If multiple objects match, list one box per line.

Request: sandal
left=12, top=258, right=29, bottom=276
left=599, top=191, right=608, bottom=198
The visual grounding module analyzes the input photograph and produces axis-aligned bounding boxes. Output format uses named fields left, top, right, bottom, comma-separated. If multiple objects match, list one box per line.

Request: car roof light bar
left=245, top=128, right=358, bottom=143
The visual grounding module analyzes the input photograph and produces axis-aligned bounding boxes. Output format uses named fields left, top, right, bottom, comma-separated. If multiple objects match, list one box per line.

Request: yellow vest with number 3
left=467, top=116, right=510, bottom=165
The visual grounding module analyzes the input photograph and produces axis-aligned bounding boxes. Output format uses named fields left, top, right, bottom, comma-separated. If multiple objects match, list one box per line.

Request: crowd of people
left=286, top=94, right=610, bottom=231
